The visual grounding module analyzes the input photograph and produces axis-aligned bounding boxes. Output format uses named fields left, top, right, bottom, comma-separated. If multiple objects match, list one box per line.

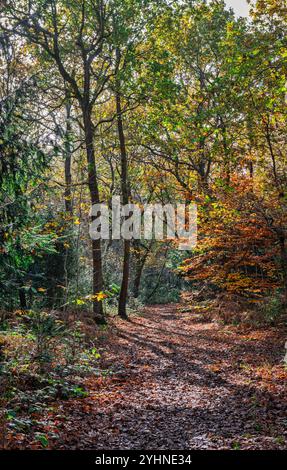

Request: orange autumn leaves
left=180, top=176, right=281, bottom=298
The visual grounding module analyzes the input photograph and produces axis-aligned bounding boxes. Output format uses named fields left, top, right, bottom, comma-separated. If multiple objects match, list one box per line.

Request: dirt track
left=47, top=304, right=287, bottom=450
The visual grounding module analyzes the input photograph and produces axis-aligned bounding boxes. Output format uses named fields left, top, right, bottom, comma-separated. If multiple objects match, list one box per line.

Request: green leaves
left=34, top=433, right=49, bottom=448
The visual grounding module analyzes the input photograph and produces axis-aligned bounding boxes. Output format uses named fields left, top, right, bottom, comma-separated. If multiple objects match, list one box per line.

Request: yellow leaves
left=95, top=292, right=108, bottom=302
left=14, top=309, right=26, bottom=316
left=193, top=305, right=210, bottom=311
left=85, top=292, right=108, bottom=302
left=74, top=218, right=81, bottom=225
left=76, top=292, right=107, bottom=306
left=178, top=265, right=187, bottom=272
left=37, top=287, right=47, bottom=293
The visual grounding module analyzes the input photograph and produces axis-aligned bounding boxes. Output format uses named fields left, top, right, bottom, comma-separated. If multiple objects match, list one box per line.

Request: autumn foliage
left=181, top=176, right=284, bottom=300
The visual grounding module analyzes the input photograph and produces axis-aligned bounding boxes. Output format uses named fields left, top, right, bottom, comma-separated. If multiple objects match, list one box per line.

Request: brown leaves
left=5, top=304, right=287, bottom=450
left=18, top=304, right=285, bottom=450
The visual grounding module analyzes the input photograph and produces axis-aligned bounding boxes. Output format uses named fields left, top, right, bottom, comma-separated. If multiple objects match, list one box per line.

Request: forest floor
left=18, top=303, right=287, bottom=450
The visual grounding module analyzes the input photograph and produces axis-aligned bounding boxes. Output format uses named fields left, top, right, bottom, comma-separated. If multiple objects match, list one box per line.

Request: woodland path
left=51, top=304, right=286, bottom=450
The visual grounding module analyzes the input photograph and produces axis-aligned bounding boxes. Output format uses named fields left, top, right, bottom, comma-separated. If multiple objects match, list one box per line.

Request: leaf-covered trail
left=52, top=304, right=286, bottom=450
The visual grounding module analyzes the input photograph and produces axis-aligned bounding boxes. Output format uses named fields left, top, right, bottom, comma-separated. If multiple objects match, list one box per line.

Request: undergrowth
left=0, top=309, right=106, bottom=448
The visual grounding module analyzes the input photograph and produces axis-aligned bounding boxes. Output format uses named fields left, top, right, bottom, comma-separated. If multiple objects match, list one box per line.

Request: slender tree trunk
left=279, top=234, right=287, bottom=305
left=132, top=241, right=150, bottom=298
left=116, top=78, right=130, bottom=320
left=265, top=123, right=279, bottom=188
left=133, top=261, right=144, bottom=299
left=119, top=237, right=130, bottom=319
left=247, top=117, right=255, bottom=181
left=19, top=288, right=27, bottom=310
left=83, top=106, right=105, bottom=323
left=219, top=117, right=230, bottom=184
left=61, top=99, right=74, bottom=314
left=64, top=101, right=73, bottom=215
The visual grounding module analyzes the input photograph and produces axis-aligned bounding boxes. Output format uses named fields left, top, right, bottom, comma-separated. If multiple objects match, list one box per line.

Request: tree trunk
left=19, top=288, right=27, bottom=310
left=64, top=101, right=73, bottom=215
left=219, top=117, right=230, bottom=184
left=119, top=237, right=130, bottom=318
left=133, top=261, right=144, bottom=299
left=132, top=241, right=150, bottom=299
left=83, top=106, right=105, bottom=323
left=116, top=79, right=130, bottom=320
left=279, top=235, right=287, bottom=305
